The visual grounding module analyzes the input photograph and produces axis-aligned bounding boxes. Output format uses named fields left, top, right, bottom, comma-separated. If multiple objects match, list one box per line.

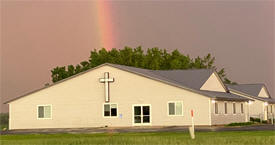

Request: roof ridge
left=110, top=63, right=214, bottom=72
left=4, top=63, right=249, bottom=104
left=227, top=83, right=265, bottom=86
left=153, top=68, right=213, bottom=71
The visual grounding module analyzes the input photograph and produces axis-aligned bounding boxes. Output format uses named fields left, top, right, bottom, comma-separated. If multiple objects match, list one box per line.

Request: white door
left=133, top=105, right=151, bottom=125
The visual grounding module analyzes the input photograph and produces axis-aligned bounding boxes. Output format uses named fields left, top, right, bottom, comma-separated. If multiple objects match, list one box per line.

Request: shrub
left=262, top=120, right=267, bottom=124
left=0, top=113, right=9, bottom=130
left=226, top=122, right=254, bottom=126
left=250, top=117, right=261, bottom=123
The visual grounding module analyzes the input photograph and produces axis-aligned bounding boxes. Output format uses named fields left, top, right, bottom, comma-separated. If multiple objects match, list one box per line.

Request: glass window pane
left=104, top=104, right=110, bottom=116
left=169, top=103, right=175, bottom=115
left=143, top=106, right=150, bottom=115
left=111, top=108, right=117, bottom=116
left=38, top=106, right=44, bottom=118
left=175, top=102, right=182, bottom=115
left=241, top=104, right=243, bottom=113
left=143, top=116, right=150, bottom=123
left=44, top=106, right=51, bottom=118
left=111, top=104, right=117, bottom=108
left=233, top=103, right=236, bottom=114
left=104, top=104, right=110, bottom=112
left=224, top=103, right=227, bottom=114
left=134, top=106, right=141, bottom=115
left=215, top=102, right=218, bottom=114
left=134, top=116, right=141, bottom=123
left=104, top=111, right=110, bottom=116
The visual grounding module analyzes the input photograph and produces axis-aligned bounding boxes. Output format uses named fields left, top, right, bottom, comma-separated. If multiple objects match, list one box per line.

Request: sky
left=0, top=0, right=274, bottom=112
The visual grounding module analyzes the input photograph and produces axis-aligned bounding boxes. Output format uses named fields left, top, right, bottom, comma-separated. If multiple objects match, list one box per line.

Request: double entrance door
left=133, top=104, right=151, bottom=125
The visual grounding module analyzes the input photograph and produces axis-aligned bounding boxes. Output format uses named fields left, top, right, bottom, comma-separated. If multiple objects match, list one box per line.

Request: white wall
left=200, top=73, right=226, bottom=92
left=258, top=87, right=269, bottom=98
left=9, top=65, right=212, bottom=129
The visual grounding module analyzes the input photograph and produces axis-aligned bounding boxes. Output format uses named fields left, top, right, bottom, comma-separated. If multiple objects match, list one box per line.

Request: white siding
left=200, top=73, right=226, bottom=92
left=9, top=65, right=212, bottom=129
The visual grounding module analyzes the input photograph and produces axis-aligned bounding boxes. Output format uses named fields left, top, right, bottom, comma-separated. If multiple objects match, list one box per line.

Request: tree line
left=51, top=46, right=236, bottom=84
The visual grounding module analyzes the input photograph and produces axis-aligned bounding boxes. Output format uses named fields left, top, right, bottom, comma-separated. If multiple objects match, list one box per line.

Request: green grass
left=1, top=131, right=275, bottom=145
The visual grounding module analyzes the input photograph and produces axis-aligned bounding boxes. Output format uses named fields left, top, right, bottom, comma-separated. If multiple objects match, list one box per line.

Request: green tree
left=119, top=46, right=134, bottom=66
left=50, top=46, right=236, bottom=84
left=144, top=47, right=163, bottom=70
left=132, top=46, right=145, bottom=68
left=67, top=65, right=75, bottom=76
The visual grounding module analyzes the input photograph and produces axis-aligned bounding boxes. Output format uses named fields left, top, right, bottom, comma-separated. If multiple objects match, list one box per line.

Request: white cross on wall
left=99, top=72, right=114, bottom=102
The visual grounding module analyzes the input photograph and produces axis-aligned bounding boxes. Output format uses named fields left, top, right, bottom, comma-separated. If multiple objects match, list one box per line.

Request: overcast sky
left=1, top=0, right=274, bottom=112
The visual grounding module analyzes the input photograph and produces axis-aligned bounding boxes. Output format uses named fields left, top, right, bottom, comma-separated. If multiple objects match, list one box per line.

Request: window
left=168, top=101, right=183, bottom=116
left=104, top=104, right=117, bottom=117
left=241, top=103, right=244, bottom=114
left=224, top=102, right=227, bottom=114
left=233, top=103, right=236, bottom=114
left=37, top=105, right=51, bottom=119
left=271, top=105, right=273, bottom=113
left=214, top=102, right=218, bottom=114
left=134, top=105, right=151, bottom=124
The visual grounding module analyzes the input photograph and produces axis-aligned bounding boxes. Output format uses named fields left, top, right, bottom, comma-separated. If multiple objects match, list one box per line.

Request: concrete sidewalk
left=2, top=124, right=275, bottom=135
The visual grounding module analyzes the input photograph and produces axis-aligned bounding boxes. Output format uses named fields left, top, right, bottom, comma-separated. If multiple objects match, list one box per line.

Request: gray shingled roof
left=97, top=64, right=249, bottom=101
left=199, top=90, right=252, bottom=101
left=226, top=84, right=275, bottom=103
left=151, top=69, right=214, bottom=90
left=111, top=64, right=214, bottom=90
left=5, top=63, right=250, bottom=103
left=226, top=84, right=264, bottom=97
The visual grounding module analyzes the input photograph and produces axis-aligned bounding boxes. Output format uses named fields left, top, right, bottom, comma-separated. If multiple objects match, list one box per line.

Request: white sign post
left=188, top=109, right=195, bottom=139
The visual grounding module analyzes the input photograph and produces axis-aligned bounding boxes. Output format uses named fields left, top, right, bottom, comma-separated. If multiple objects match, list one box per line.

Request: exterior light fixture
left=211, top=100, right=216, bottom=103
left=264, top=102, right=268, bottom=106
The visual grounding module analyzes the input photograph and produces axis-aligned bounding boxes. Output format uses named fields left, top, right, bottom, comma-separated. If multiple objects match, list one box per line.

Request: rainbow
left=96, top=1, right=115, bottom=50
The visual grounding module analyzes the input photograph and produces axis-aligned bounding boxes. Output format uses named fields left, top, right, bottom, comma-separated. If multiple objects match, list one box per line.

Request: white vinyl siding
left=168, top=101, right=183, bottom=116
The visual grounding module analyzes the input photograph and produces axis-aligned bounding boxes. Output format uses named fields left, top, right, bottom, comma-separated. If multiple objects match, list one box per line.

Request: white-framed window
left=224, top=102, right=227, bottom=114
left=214, top=102, right=218, bottom=114
left=103, top=103, right=117, bottom=117
left=241, top=103, right=244, bottom=114
left=233, top=103, right=236, bottom=114
left=133, top=104, right=151, bottom=125
left=168, top=101, right=183, bottom=116
left=37, top=105, right=52, bottom=119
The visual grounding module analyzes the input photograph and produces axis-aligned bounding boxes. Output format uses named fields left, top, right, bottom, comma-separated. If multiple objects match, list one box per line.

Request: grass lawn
left=1, top=131, right=274, bottom=145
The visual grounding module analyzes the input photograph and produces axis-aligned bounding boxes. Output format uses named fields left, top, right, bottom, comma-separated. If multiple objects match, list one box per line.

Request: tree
left=119, top=46, right=134, bottom=66
left=144, top=47, right=163, bottom=70
left=50, top=46, right=236, bottom=84
left=80, top=61, right=89, bottom=71
left=67, top=65, right=75, bottom=76
left=132, top=46, right=145, bottom=68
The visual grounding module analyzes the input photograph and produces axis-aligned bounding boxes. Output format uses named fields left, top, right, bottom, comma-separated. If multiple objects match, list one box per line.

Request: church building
left=6, top=63, right=255, bottom=129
